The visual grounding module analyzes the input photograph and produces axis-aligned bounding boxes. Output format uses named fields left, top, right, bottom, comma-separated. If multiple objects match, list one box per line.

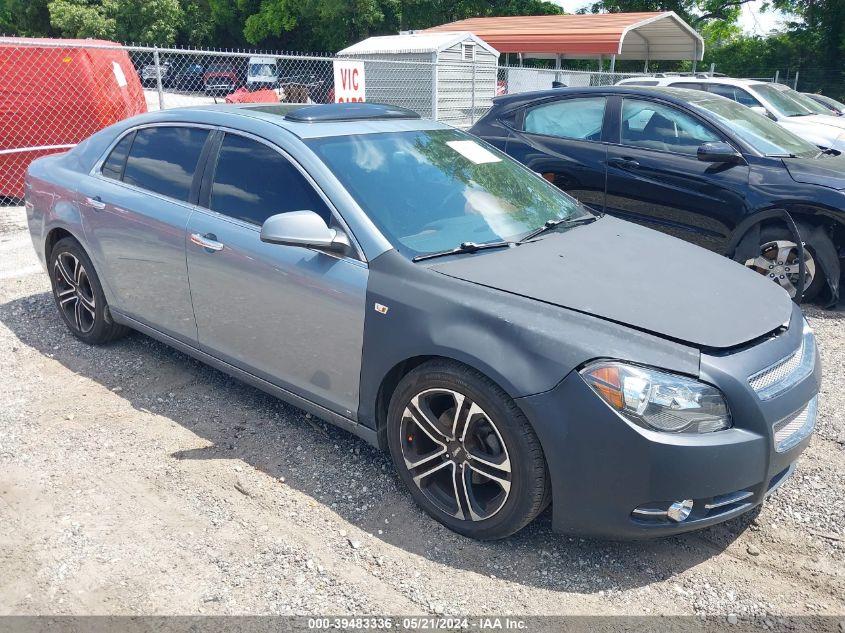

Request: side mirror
left=750, top=105, right=776, bottom=120
left=697, top=142, right=745, bottom=165
left=260, top=210, right=351, bottom=255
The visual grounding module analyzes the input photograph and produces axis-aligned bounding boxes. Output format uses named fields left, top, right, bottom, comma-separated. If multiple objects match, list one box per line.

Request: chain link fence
left=0, top=37, right=651, bottom=201
left=498, top=65, right=644, bottom=92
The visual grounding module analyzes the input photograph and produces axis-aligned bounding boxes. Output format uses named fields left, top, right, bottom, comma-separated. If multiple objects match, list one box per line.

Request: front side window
left=101, top=131, right=134, bottom=180
left=306, top=129, right=588, bottom=258
left=122, top=126, right=209, bottom=201
left=621, top=99, right=721, bottom=154
left=524, top=97, right=606, bottom=141
left=209, top=134, right=330, bottom=226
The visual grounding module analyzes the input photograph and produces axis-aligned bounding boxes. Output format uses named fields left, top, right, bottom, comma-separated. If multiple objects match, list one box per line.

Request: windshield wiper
left=518, top=215, right=597, bottom=243
left=412, top=240, right=514, bottom=262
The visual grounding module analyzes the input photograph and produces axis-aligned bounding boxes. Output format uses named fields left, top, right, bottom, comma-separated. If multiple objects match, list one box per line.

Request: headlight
left=580, top=361, right=731, bottom=434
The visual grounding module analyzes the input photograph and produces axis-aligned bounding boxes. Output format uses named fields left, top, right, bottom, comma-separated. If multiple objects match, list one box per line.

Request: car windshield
left=784, top=89, right=838, bottom=115
left=249, top=63, right=276, bottom=77
left=307, top=129, right=588, bottom=258
left=693, top=96, right=819, bottom=157
left=752, top=83, right=819, bottom=117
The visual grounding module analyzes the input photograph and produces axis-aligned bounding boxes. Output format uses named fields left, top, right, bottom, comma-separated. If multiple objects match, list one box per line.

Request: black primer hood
left=430, top=216, right=793, bottom=349
left=784, top=155, right=845, bottom=190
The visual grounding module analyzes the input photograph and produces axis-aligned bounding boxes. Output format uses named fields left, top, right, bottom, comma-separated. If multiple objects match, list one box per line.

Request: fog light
left=667, top=499, right=694, bottom=522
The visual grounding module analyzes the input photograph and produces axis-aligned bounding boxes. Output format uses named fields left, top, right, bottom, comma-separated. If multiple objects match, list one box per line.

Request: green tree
left=47, top=0, right=183, bottom=43
left=0, top=0, right=56, bottom=36
left=48, top=0, right=115, bottom=38
left=240, top=0, right=563, bottom=51
left=584, top=0, right=752, bottom=28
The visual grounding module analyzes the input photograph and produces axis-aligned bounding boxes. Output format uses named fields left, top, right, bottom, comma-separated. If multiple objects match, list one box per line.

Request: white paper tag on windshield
left=112, top=61, right=128, bottom=87
left=446, top=140, right=501, bottom=164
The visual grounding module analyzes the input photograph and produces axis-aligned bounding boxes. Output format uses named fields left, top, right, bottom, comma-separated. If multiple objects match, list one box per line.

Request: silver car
left=25, top=103, right=821, bottom=540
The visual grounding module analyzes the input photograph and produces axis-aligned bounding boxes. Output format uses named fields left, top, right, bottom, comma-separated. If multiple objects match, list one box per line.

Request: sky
left=549, top=0, right=789, bottom=35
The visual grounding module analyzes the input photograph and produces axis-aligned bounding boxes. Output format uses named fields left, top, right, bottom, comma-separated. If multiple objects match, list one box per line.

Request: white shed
left=336, top=32, right=499, bottom=128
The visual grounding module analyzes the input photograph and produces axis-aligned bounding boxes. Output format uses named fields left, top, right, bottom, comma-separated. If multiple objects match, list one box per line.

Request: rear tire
left=387, top=360, right=550, bottom=540
left=48, top=237, right=129, bottom=344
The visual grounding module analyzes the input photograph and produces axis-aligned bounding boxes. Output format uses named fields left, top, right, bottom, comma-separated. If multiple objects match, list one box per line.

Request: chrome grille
left=748, top=321, right=816, bottom=401
left=749, top=345, right=803, bottom=392
left=773, top=395, right=818, bottom=452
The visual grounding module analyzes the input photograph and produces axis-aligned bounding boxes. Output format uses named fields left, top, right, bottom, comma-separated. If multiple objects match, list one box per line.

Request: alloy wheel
left=400, top=388, right=511, bottom=522
left=53, top=252, right=96, bottom=334
left=744, top=240, right=816, bottom=298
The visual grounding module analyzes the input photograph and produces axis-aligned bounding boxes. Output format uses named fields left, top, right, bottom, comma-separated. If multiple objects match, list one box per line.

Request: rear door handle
left=608, top=157, right=640, bottom=169
left=190, top=232, right=224, bottom=252
left=84, top=196, right=106, bottom=210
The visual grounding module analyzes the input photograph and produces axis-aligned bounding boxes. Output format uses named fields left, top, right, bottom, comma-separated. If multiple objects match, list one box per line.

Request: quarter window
left=122, top=126, right=209, bottom=201
left=209, top=134, right=330, bottom=226
left=101, top=131, right=134, bottom=180
left=524, top=97, right=606, bottom=141
left=621, top=99, right=721, bottom=154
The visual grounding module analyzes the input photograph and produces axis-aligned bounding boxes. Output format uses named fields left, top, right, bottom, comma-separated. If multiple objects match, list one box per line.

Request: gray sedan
left=25, top=103, right=821, bottom=539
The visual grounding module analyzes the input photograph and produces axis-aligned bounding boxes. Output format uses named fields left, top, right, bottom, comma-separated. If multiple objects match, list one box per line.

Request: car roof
left=490, top=85, right=725, bottom=110
left=127, top=103, right=449, bottom=139
left=618, top=75, right=765, bottom=88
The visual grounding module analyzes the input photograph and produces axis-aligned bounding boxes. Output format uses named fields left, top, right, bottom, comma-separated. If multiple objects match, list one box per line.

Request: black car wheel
left=49, top=237, right=129, bottom=344
left=387, top=360, right=550, bottom=540
left=742, top=225, right=830, bottom=302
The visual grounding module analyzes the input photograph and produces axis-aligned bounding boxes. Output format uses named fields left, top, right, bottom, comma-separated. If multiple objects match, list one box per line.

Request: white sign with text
left=333, top=61, right=366, bottom=103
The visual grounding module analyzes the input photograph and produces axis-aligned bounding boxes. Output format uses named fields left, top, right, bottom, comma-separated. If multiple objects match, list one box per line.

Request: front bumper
left=516, top=305, right=821, bottom=539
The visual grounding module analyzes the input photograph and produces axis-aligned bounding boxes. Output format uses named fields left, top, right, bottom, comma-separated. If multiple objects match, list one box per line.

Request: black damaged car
left=470, top=86, right=844, bottom=306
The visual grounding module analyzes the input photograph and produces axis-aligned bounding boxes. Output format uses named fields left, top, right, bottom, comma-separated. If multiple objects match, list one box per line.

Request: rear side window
left=707, top=84, right=762, bottom=108
left=122, top=126, right=209, bottom=202
left=101, top=132, right=134, bottom=180
left=209, top=134, right=331, bottom=226
left=524, top=97, right=606, bottom=141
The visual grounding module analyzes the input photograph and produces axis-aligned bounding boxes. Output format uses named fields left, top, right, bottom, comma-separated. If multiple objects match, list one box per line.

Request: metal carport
left=425, top=12, right=704, bottom=73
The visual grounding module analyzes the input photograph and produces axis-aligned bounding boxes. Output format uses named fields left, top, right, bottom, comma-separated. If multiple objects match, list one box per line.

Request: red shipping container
left=0, top=38, right=147, bottom=198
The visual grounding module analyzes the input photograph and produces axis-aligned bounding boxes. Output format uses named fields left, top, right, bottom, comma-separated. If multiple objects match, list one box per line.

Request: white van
left=247, top=56, right=278, bottom=89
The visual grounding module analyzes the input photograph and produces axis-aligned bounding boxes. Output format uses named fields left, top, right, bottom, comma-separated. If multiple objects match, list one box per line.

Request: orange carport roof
left=425, top=12, right=704, bottom=60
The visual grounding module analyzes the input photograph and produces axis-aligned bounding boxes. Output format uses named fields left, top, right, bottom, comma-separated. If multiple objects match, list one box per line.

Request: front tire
left=48, top=237, right=129, bottom=344
left=387, top=360, right=550, bottom=540
left=741, top=224, right=830, bottom=302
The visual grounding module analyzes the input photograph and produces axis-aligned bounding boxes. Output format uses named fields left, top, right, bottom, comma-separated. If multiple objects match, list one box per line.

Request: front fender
left=356, top=249, right=700, bottom=432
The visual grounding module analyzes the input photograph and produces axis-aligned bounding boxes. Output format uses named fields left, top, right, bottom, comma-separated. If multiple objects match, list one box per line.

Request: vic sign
left=333, top=61, right=366, bottom=103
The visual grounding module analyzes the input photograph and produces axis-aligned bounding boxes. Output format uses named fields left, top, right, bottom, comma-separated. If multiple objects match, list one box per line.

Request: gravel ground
left=1, top=203, right=843, bottom=621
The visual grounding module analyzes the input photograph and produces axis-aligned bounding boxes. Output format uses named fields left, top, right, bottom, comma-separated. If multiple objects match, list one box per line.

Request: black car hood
left=784, top=155, right=845, bottom=190
left=430, top=216, right=792, bottom=349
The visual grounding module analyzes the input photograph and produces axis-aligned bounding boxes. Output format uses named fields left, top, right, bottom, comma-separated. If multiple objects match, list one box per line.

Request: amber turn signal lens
left=584, top=365, right=624, bottom=410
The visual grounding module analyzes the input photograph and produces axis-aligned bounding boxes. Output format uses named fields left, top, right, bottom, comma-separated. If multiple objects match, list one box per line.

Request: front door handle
left=608, top=157, right=640, bottom=169
left=84, top=196, right=106, bottom=210
left=190, top=232, right=224, bottom=252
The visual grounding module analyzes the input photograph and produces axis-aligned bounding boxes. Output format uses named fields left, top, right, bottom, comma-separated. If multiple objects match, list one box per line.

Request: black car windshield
left=307, top=129, right=588, bottom=258
left=693, top=96, right=819, bottom=157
